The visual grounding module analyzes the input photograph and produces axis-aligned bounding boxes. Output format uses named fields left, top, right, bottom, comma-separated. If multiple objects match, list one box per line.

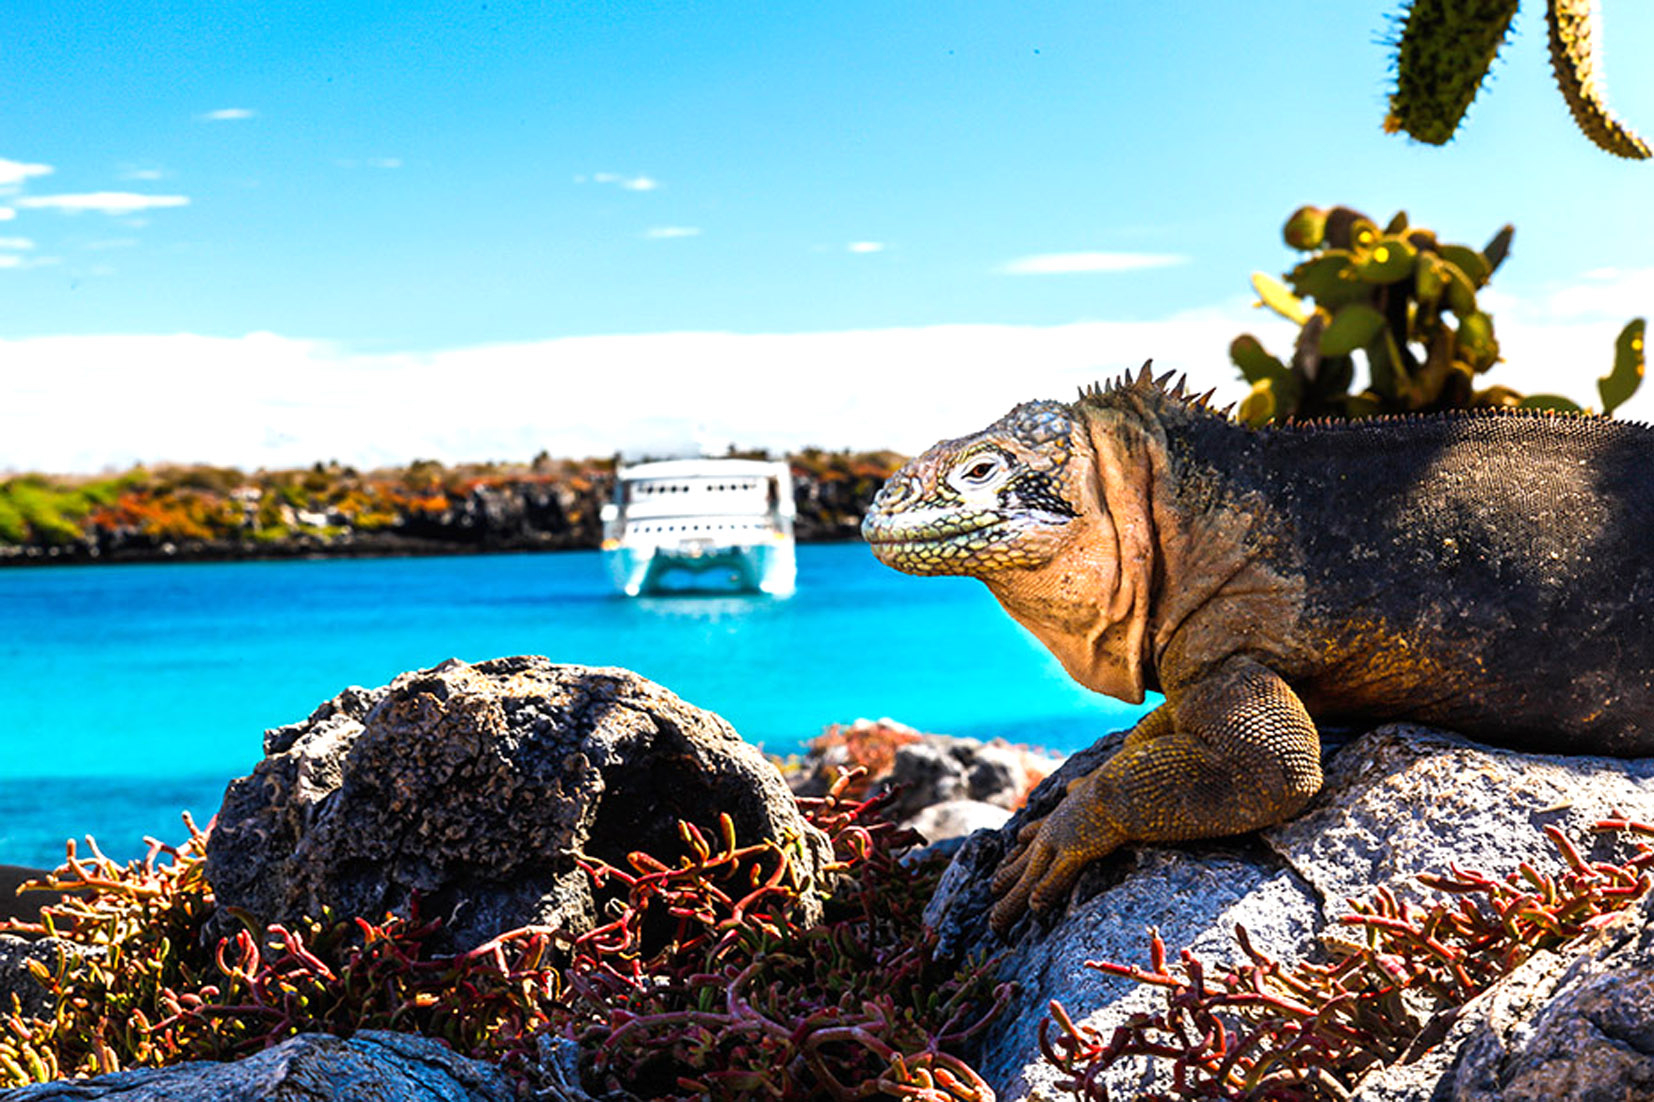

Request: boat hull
left=605, top=540, right=797, bottom=597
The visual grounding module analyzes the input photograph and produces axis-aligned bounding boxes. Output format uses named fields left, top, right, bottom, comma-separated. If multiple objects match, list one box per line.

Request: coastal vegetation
left=0, top=450, right=905, bottom=564
left=6, top=788, right=1650, bottom=1096
left=0, top=773, right=1007, bottom=1097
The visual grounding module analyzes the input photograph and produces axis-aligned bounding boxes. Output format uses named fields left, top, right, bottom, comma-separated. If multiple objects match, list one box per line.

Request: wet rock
left=206, top=656, right=832, bottom=954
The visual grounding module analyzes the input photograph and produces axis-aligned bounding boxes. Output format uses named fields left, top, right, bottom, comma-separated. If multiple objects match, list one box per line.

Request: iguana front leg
left=990, top=657, right=1323, bottom=933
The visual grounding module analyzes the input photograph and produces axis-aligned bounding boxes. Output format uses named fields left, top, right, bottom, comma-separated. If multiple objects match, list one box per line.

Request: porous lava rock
left=206, top=656, right=832, bottom=954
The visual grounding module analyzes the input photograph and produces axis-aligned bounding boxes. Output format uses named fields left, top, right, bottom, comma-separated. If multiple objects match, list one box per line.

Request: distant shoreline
left=0, top=452, right=903, bottom=568
left=0, top=530, right=869, bottom=569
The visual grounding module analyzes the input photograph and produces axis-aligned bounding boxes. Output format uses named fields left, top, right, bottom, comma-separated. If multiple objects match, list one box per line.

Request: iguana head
left=863, top=372, right=1171, bottom=705
left=862, top=399, right=1085, bottom=576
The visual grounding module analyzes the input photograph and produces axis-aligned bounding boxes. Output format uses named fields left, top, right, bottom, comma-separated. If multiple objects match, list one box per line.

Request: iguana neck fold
left=979, top=400, right=1160, bottom=704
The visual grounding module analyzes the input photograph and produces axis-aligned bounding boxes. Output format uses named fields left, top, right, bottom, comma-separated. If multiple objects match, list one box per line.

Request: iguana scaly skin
left=863, top=364, right=1654, bottom=933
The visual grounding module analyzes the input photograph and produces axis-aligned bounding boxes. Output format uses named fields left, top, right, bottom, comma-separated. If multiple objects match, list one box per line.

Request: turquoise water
left=0, top=543, right=1153, bottom=867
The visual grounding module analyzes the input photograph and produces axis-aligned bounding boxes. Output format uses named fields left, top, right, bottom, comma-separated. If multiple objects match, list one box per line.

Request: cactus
left=1547, top=0, right=1651, bottom=159
left=1385, top=0, right=1649, bottom=160
left=1384, top=0, right=1518, bottom=146
left=1233, top=204, right=1645, bottom=424
left=1601, top=319, right=1647, bottom=414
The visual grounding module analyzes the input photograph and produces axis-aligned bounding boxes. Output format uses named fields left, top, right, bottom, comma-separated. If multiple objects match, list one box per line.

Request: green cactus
left=1232, top=204, right=1646, bottom=424
left=1600, top=319, right=1647, bottom=414
left=1385, top=0, right=1649, bottom=160
left=1385, top=0, right=1518, bottom=146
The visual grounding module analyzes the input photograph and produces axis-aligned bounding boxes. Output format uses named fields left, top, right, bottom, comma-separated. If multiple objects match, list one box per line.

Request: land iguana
left=862, top=363, right=1654, bottom=933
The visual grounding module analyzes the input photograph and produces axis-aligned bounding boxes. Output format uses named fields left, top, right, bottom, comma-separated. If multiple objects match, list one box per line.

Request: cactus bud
left=1457, top=310, right=1499, bottom=371
left=1482, top=224, right=1514, bottom=274
left=1283, top=206, right=1328, bottom=250
left=1385, top=0, right=1520, bottom=145
left=1414, top=254, right=1447, bottom=302
left=1442, top=261, right=1478, bottom=316
left=1322, top=207, right=1376, bottom=251
left=1547, top=0, right=1651, bottom=159
left=1353, top=236, right=1419, bottom=284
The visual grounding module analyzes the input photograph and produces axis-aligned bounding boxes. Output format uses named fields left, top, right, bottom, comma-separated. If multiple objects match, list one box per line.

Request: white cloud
left=0, top=237, right=33, bottom=249
left=367, top=157, right=403, bottom=169
left=0, top=307, right=1278, bottom=471
left=585, top=172, right=659, bottom=192
left=644, top=226, right=701, bottom=239
left=15, top=192, right=190, bottom=215
left=0, top=254, right=56, bottom=271
left=0, top=208, right=14, bottom=221
left=118, top=167, right=166, bottom=181
left=1003, top=251, right=1188, bottom=275
left=0, top=158, right=52, bottom=190
left=847, top=242, right=885, bottom=254
left=5, top=267, right=1651, bottom=473
left=199, top=108, right=256, bottom=121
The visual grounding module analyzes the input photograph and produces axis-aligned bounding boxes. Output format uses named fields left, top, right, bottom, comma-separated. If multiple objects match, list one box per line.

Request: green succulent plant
left=1385, top=0, right=1649, bottom=160
left=1232, top=204, right=1646, bottom=425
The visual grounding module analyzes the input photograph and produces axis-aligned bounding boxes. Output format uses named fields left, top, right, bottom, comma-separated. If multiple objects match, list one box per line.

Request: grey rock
left=1267, top=726, right=1654, bottom=925
left=924, top=724, right=1654, bottom=1102
left=0, top=936, right=89, bottom=1021
left=2, top=1030, right=515, bottom=1100
left=886, top=739, right=973, bottom=815
left=966, top=741, right=1051, bottom=809
left=1352, top=888, right=1654, bottom=1101
left=905, top=798, right=1011, bottom=845
left=788, top=720, right=1064, bottom=827
left=206, top=656, right=832, bottom=954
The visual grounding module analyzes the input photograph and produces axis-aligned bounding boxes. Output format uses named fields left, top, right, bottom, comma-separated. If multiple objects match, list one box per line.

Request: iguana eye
left=959, top=457, right=1002, bottom=485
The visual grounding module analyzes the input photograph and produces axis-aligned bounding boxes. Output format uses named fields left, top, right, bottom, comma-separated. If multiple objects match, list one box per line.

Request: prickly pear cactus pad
left=1384, top=0, right=1649, bottom=159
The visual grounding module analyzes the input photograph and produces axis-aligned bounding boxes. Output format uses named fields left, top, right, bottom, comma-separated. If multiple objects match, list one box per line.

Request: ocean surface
left=0, top=543, right=1154, bottom=868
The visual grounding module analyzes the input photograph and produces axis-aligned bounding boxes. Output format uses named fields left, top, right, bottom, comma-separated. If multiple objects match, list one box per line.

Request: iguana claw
left=988, top=771, right=1126, bottom=934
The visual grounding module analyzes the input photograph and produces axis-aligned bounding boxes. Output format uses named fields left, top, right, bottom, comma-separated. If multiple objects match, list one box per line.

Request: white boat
left=599, top=458, right=797, bottom=597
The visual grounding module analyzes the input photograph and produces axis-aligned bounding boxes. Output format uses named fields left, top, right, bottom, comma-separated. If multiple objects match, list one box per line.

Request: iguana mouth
left=860, top=510, right=1001, bottom=546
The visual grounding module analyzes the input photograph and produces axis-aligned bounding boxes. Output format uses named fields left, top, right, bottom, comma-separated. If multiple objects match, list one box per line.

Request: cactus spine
left=1384, top=0, right=1519, bottom=145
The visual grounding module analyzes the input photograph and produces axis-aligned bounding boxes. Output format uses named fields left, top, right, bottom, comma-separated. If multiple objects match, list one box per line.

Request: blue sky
left=4, top=1, right=1654, bottom=469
